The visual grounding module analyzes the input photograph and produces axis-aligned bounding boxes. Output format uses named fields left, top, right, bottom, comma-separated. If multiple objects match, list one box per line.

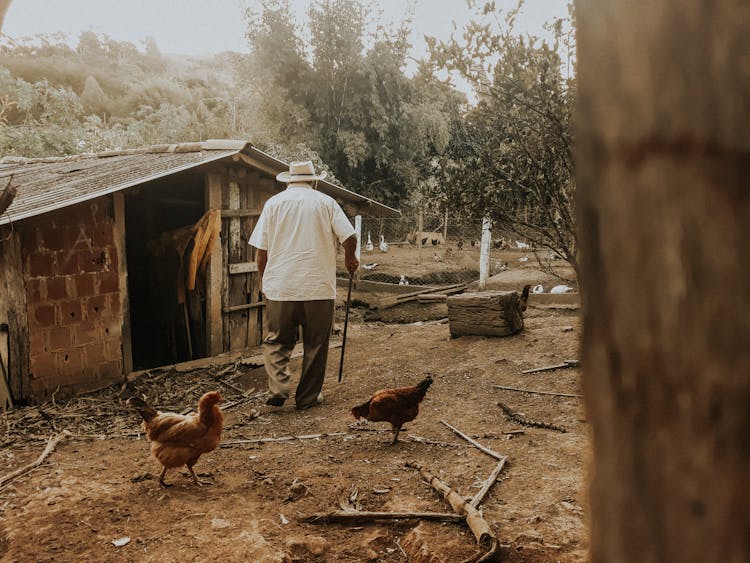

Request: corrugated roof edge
left=0, top=140, right=251, bottom=165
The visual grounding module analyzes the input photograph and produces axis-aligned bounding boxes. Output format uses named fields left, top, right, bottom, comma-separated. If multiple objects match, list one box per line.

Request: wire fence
left=336, top=213, right=538, bottom=287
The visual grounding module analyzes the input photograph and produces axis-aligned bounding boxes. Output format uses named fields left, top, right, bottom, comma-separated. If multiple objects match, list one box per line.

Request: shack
left=0, top=140, right=397, bottom=404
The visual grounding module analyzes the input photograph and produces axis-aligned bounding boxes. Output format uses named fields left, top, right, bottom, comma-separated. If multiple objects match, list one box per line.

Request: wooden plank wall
left=0, top=230, right=30, bottom=402
left=219, top=166, right=276, bottom=353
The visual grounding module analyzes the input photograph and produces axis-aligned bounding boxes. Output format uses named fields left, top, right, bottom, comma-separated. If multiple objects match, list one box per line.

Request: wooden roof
left=0, top=140, right=399, bottom=225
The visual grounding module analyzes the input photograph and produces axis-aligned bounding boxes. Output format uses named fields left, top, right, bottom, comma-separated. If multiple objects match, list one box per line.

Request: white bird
left=532, top=284, right=544, bottom=294
left=398, top=275, right=409, bottom=286
left=379, top=235, right=389, bottom=253
left=550, top=284, right=574, bottom=294
left=515, top=240, right=531, bottom=250
left=362, top=262, right=379, bottom=270
left=365, top=232, right=374, bottom=252
left=519, top=256, right=529, bottom=263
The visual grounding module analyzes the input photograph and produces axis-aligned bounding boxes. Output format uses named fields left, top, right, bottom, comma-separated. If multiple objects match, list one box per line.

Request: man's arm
left=256, top=249, right=267, bottom=281
left=343, top=235, right=359, bottom=276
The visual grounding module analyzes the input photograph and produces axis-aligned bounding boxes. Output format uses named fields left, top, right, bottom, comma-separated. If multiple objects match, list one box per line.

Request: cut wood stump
left=447, top=290, right=523, bottom=338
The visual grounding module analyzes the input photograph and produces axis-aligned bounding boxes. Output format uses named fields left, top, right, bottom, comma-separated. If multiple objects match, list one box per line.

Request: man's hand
left=343, top=235, right=359, bottom=277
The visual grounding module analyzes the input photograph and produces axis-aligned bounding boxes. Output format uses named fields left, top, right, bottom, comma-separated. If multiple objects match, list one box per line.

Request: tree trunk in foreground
left=576, top=1, right=750, bottom=561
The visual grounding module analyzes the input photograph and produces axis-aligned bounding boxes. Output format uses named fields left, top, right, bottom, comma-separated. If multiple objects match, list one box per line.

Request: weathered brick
left=73, top=321, right=99, bottom=346
left=89, top=198, right=113, bottom=224
left=86, top=295, right=107, bottom=319
left=78, top=248, right=106, bottom=273
left=48, top=326, right=72, bottom=351
left=74, top=273, right=96, bottom=297
left=29, top=327, right=46, bottom=354
left=33, top=304, right=56, bottom=327
left=30, top=353, right=57, bottom=380
left=28, top=253, right=55, bottom=277
left=46, top=276, right=68, bottom=300
left=58, top=347, right=84, bottom=377
left=26, top=278, right=44, bottom=304
left=104, top=338, right=122, bottom=361
left=58, top=299, right=83, bottom=325
left=40, top=225, right=66, bottom=252
left=91, top=222, right=115, bottom=247
left=19, top=226, right=40, bottom=252
left=68, top=367, right=96, bottom=387
left=108, top=294, right=121, bottom=317
left=56, top=251, right=80, bottom=275
left=97, top=359, right=122, bottom=382
left=101, top=322, right=122, bottom=340
left=84, top=343, right=107, bottom=367
left=98, top=270, right=119, bottom=293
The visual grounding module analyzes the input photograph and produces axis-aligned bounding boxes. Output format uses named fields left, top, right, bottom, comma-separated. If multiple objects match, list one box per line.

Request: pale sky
left=3, top=0, right=569, bottom=59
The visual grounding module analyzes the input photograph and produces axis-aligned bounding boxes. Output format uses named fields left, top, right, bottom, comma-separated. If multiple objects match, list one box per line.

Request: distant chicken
left=128, top=391, right=224, bottom=487
left=379, top=235, right=389, bottom=252
left=365, top=232, right=374, bottom=252
left=519, top=284, right=531, bottom=314
left=351, top=376, right=433, bottom=444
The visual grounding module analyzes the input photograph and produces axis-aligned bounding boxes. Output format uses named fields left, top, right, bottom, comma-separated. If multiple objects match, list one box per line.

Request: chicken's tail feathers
left=127, top=396, right=158, bottom=423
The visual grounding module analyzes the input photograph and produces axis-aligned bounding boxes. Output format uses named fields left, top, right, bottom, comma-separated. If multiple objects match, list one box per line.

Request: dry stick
left=0, top=430, right=71, bottom=489
left=470, top=459, right=507, bottom=510
left=302, top=510, right=465, bottom=524
left=440, top=420, right=508, bottom=511
left=440, top=420, right=505, bottom=460
left=406, top=462, right=500, bottom=563
left=493, top=384, right=583, bottom=399
left=521, top=359, right=579, bottom=374
left=221, top=432, right=349, bottom=446
left=497, top=402, right=567, bottom=433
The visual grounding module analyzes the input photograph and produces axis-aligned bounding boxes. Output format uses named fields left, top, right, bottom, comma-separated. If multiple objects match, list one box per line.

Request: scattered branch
left=302, top=510, right=465, bottom=524
left=0, top=430, right=71, bottom=489
left=493, top=384, right=582, bottom=399
left=440, top=420, right=505, bottom=460
left=220, top=432, right=349, bottom=447
left=497, top=402, right=567, bottom=433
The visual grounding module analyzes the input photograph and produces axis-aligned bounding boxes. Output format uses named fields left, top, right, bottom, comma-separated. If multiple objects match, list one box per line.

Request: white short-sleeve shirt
left=248, top=183, right=356, bottom=301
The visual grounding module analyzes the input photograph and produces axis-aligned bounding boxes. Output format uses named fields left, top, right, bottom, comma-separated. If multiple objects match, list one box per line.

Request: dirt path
left=0, top=307, right=587, bottom=562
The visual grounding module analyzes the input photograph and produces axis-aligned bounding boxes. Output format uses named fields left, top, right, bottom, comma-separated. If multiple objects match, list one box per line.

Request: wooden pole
left=417, top=209, right=423, bottom=264
left=443, top=208, right=449, bottom=242
left=479, top=216, right=492, bottom=290
left=354, top=215, right=362, bottom=285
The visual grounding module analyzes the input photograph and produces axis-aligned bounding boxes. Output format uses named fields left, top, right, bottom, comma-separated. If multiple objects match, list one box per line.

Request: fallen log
left=497, top=402, right=567, bottom=433
left=302, top=510, right=465, bottom=524
left=379, top=283, right=467, bottom=309
left=0, top=430, right=71, bottom=489
left=406, top=461, right=501, bottom=562
left=493, top=384, right=583, bottom=399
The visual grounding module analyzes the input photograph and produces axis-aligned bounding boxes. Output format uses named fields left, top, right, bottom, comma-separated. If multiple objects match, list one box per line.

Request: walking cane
left=338, top=273, right=354, bottom=382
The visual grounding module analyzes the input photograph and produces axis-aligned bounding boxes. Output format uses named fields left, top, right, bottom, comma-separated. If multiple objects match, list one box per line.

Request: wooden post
left=417, top=210, right=423, bottom=265
left=113, top=193, right=132, bottom=375
left=478, top=216, right=491, bottom=290
left=354, top=214, right=362, bottom=284
left=576, top=2, right=750, bottom=561
left=204, top=172, right=223, bottom=356
left=443, top=208, right=449, bottom=242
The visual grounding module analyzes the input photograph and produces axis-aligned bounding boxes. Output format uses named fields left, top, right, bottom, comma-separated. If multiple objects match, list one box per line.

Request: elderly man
left=249, top=161, right=359, bottom=410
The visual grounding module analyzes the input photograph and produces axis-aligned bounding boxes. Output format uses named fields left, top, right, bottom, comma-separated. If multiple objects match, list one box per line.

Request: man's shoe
left=295, top=392, right=324, bottom=411
left=265, top=396, right=286, bottom=407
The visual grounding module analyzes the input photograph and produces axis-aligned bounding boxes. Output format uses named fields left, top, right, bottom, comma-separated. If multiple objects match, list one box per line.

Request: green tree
left=429, top=1, right=577, bottom=277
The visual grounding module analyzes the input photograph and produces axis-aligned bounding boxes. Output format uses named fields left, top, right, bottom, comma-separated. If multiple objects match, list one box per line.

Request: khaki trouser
left=263, top=299, right=334, bottom=408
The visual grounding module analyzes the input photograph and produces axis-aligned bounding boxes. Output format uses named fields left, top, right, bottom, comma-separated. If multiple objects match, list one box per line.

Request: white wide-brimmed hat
left=276, top=160, right=327, bottom=183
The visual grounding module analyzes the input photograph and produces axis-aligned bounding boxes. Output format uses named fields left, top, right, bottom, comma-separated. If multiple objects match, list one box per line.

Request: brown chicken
left=128, top=391, right=223, bottom=487
left=351, top=376, right=433, bottom=444
left=519, top=284, right=531, bottom=314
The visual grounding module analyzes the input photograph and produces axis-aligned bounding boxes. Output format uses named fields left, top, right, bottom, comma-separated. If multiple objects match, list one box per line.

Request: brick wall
left=19, top=196, right=124, bottom=400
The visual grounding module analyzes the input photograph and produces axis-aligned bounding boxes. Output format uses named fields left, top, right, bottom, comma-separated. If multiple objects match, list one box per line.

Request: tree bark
left=576, top=2, right=750, bottom=562
left=447, top=290, right=523, bottom=338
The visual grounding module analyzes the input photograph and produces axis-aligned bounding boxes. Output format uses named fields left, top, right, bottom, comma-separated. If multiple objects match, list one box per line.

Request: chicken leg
left=389, top=424, right=402, bottom=445
left=159, top=467, right=173, bottom=488
left=186, top=464, right=204, bottom=486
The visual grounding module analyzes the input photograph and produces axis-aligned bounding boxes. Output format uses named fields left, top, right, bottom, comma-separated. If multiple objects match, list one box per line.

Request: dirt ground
left=0, top=284, right=587, bottom=562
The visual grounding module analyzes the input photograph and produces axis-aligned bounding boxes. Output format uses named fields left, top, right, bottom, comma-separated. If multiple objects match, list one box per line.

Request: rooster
left=351, top=376, right=433, bottom=445
left=519, top=284, right=531, bottom=314
left=128, top=391, right=224, bottom=487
